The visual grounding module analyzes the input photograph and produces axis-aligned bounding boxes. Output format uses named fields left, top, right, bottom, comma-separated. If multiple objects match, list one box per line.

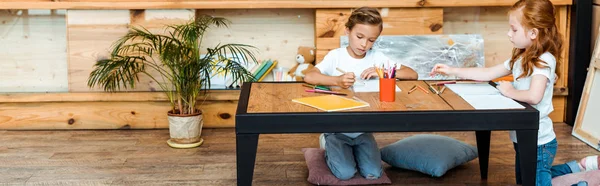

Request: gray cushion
left=380, top=134, right=478, bottom=177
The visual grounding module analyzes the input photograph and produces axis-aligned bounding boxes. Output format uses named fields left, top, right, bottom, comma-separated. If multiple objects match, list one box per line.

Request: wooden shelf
left=0, top=90, right=240, bottom=103
left=1, top=0, right=572, bottom=10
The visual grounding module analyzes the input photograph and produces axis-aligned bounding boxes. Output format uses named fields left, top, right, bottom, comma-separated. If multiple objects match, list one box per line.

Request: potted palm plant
left=87, top=15, right=258, bottom=148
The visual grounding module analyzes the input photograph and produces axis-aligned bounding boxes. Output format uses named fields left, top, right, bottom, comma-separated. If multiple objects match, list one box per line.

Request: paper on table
left=460, top=95, right=525, bottom=109
left=445, top=83, right=525, bottom=110
left=445, top=83, right=500, bottom=95
left=352, top=79, right=401, bottom=92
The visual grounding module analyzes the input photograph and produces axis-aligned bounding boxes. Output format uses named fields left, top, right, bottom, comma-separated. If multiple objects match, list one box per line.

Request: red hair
left=509, top=0, right=563, bottom=80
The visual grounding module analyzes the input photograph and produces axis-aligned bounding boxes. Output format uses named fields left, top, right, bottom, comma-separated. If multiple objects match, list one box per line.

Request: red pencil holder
left=379, top=78, right=396, bottom=102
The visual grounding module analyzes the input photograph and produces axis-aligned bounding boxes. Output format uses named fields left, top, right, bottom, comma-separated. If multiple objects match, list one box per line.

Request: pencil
left=416, top=85, right=429, bottom=94
left=428, top=84, right=439, bottom=94
left=305, top=89, right=348, bottom=96
left=430, top=80, right=485, bottom=86
left=303, top=83, right=330, bottom=91
left=440, top=86, right=446, bottom=94
left=407, top=85, right=417, bottom=94
left=336, top=67, right=346, bottom=74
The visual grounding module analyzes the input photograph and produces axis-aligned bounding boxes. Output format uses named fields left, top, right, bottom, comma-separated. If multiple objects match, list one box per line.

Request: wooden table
left=235, top=81, right=539, bottom=186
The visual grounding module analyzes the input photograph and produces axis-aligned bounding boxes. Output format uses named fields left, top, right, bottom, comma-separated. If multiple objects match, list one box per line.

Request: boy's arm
left=303, top=68, right=340, bottom=86
left=395, top=65, right=418, bottom=80
left=304, top=68, right=355, bottom=89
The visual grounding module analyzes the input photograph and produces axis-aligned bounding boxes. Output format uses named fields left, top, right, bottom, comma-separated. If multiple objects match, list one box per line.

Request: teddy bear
left=288, top=46, right=316, bottom=81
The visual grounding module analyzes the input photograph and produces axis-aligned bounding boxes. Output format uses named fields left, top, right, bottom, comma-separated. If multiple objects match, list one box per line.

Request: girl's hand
left=430, top=64, right=453, bottom=77
left=337, top=72, right=355, bottom=89
left=360, top=67, right=379, bottom=80
left=497, top=81, right=515, bottom=96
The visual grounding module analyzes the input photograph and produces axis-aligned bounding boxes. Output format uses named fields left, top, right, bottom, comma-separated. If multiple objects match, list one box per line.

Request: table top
left=244, top=81, right=476, bottom=113
left=235, top=81, right=539, bottom=134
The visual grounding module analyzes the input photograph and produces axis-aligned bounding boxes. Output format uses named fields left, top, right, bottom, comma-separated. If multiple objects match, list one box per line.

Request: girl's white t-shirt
left=315, top=47, right=401, bottom=138
left=503, top=52, right=557, bottom=145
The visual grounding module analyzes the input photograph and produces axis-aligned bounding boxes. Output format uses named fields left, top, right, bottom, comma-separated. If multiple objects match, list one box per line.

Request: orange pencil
left=407, top=85, right=417, bottom=94
left=416, top=85, right=429, bottom=94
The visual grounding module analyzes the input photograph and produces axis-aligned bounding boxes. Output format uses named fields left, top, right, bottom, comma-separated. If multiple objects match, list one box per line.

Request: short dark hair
left=345, top=7, right=383, bottom=32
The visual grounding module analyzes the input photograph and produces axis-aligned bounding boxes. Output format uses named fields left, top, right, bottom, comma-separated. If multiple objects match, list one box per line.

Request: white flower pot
left=166, top=110, right=204, bottom=148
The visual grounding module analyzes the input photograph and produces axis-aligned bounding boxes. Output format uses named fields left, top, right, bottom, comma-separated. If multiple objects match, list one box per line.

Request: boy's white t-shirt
left=316, top=47, right=402, bottom=138
left=503, top=52, right=556, bottom=145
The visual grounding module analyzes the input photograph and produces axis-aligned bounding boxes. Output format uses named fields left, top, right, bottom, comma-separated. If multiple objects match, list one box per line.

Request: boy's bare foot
left=579, top=155, right=599, bottom=171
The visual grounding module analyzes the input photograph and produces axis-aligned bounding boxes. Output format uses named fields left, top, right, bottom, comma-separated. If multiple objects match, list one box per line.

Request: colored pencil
left=429, top=80, right=485, bottom=86
left=303, top=83, right=330, bottom=91
left=416, top=85, right=429, bottom=94
left=305, top=89, right=347, bottom=96
left=407, top=85, right=417, bottom=94
left=428, top=84, right=439, bottom=94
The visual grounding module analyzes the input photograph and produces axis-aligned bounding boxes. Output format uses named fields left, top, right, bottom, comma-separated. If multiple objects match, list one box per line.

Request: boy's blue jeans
left=514, top=138, right=587, bottom=186
left=324, top=133, right=382, bottom=180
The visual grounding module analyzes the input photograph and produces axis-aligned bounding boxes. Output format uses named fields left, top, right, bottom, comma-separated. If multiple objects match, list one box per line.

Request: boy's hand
left=337, top=72, right=355, bottom=89
left=430, top=64, right=453, bottom=77
left=497, top=81, right=514, bottom=96
left=360, top=67, right=379, bottom=79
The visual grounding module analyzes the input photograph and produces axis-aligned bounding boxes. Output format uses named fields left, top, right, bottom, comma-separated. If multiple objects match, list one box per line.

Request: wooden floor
left=1, top=123, right=598, bottom=186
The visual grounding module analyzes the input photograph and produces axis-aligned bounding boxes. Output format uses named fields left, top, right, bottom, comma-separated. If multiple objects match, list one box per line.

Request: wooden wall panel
left=315, top=8, right=443, bottom=63
left=0, top=101, right=237, bottom=130
left=556, top=6, right=570, bottom=89
left=550, top=97, right=565, bottom=122
left=443, top=7, right=512, bottom=67
left=67, top=10, right=196, bottom=92
left=196, top=9, right=315, bottom=78
left=0, top=0, right=573, bottom=10
left=0, top=90, right=239, bottom=103
left=67, top=10, right=132, bottom=92
left=0, top=10, right=68, bottom=92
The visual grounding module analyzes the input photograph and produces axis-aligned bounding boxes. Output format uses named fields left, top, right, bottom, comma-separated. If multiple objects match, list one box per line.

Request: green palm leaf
left=88, top=16, right=258, bottom=115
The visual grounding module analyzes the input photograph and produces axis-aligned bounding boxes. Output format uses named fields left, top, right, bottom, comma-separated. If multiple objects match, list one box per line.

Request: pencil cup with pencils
left=376, top=63, right=397, bottom=102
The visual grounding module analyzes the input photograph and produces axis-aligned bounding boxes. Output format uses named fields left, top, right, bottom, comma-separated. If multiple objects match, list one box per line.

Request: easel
left=572, top=26, right=600, bottom=152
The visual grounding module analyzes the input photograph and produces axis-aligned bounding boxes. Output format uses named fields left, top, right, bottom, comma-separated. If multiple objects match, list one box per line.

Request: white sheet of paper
left=445, top=83, right=500, bottom=95
left=352, top=79, right=401, bottom=93
left=444, top=83, right=525, bottom=110
left=460, top=95, right=525, bottom=109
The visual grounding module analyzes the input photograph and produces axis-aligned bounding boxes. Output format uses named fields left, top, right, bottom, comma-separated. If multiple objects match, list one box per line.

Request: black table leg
left=516, top=130, right=538, bottom=186
left=236, top=133, right=259, bottom=186
left=475, top=130, right=491, bottom=180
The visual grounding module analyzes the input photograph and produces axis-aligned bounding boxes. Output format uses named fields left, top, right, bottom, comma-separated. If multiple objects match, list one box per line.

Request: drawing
left=341, top=34, right=485, bottom=80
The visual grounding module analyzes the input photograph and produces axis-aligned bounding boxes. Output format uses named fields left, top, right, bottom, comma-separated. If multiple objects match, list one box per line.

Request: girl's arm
left=304, top=68, right=355, bottom=89
left=497, top=75, right=547, bottom=105
left=430, top=63, right=511, bottom=81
